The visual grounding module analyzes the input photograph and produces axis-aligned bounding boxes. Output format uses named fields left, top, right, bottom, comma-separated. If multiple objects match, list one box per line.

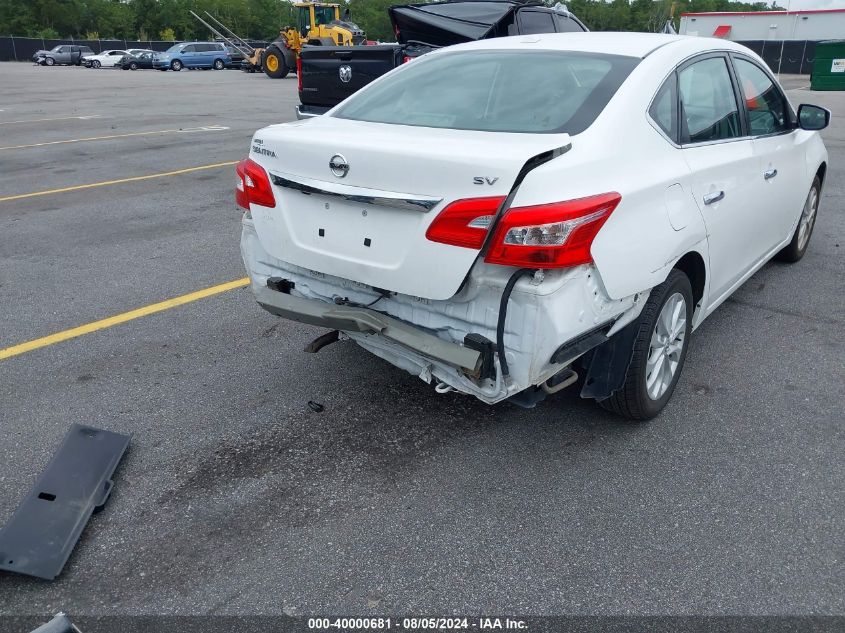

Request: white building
left=679, top=8, right=845, bottom=42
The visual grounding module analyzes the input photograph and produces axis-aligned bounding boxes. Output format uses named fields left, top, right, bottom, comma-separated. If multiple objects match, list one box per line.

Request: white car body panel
left=239, top=32, right=828, bottom=404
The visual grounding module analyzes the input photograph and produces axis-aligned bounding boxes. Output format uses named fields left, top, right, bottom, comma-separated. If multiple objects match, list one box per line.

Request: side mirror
left=797, top=104, right=830, bottom=131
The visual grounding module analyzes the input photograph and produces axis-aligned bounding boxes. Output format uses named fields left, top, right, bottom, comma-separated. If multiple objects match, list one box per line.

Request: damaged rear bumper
left=241, top=218, right=645, bottom=404
left=254, top=284, right=482, bottom=374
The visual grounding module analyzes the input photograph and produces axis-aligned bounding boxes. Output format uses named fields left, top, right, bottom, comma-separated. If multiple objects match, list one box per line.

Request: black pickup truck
left=296, top=0, right=588, bottom=118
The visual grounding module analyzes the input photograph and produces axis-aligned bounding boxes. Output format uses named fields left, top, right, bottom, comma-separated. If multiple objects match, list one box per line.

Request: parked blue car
left=153, top=42, right=231, bottom=71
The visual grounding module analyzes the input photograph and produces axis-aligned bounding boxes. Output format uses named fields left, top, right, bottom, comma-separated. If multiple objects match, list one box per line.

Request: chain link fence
left=0, top=36, right=182, bottom=61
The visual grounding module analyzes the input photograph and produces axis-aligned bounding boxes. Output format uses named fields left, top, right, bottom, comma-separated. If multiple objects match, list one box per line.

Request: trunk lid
left=248, top=116, right=569, bottom=300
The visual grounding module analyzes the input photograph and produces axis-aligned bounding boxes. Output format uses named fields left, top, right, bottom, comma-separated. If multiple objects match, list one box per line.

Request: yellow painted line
left=0, top=115, right=102, bottom=126
left=0, top=278, right=250, bottom=362
left=0, top=161, right=238, bottom=203
left=0, top=125, right=230, bottom=151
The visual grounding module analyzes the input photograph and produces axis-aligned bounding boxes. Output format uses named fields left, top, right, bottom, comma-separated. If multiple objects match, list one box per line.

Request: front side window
left=333, top=50, right=639, bottom=134
left=315, top=7, right=335, bottom=25
left=678, top=57, right=742, bottom=144
left=554, top=15, right=584, bottom=33
left=733, top=57, right=790, bottom=135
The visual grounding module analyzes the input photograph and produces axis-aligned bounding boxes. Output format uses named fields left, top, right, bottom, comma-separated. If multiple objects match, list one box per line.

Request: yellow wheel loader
left=260, top=2, right=366, bottom=79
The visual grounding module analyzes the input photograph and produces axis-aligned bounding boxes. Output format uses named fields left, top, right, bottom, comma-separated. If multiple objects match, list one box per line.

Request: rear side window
left=519, top=10, right=555, bottom=34
left=333, top=50, right=639, bottom=134
left=678, top=57, right=742, bottom=143
left=650, top=73, right=678, bottom=142
left=733, top=57, right=791, bottom=135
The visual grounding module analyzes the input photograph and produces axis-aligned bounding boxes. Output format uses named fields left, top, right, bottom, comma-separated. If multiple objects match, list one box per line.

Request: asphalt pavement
left=0, top=64, right=842, bottom=617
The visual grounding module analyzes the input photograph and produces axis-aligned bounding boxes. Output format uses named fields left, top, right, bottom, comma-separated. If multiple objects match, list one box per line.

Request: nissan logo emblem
left=339, top=64, right=352, bottom=83
left=329, top=154, right=349, bottom=178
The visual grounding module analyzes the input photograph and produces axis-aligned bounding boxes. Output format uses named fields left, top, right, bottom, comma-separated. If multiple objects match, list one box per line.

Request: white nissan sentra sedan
left=237, top=33, right=829, bottom=420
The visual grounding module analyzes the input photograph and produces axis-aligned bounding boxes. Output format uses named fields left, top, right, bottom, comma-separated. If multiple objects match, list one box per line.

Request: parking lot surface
left=0, top=64, right=842, bottom=616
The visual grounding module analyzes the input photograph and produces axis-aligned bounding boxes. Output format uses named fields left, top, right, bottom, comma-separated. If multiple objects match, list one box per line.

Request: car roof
left=452, top=32, right=750, bottom=59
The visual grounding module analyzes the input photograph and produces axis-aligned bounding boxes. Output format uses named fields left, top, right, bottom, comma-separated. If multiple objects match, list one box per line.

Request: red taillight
left=236, top=158, right=276, bottom=210
left=296, top=55, right=302, bottom=92
left=402, top=55, right=412, bottom=64
left=425, top=196, right=505, bottom=249
left=484, top=193, right=621, bottom=269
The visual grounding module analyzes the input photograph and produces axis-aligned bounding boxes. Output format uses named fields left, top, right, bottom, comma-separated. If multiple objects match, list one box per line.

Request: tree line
left=0, top=0, right=781, bottom=43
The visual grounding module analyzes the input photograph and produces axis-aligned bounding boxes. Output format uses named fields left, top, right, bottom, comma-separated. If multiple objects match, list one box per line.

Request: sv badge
left=473, top=177, right=499, bottom=185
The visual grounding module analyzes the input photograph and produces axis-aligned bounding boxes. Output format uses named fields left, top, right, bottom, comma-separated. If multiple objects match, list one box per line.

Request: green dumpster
left=811, top=40, right=845, bottom=91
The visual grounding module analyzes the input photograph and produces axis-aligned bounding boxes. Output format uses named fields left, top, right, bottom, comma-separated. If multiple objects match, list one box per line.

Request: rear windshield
left=332, top=50, right=639, bottom=134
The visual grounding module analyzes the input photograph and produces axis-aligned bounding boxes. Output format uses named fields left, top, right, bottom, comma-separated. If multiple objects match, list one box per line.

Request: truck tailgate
left=299, top=45, right=402, bottom=108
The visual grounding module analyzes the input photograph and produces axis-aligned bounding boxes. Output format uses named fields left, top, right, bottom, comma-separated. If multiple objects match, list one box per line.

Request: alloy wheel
left=797, top=186, right=819, bottom=252
left=645, top=292, right=687, bottom=400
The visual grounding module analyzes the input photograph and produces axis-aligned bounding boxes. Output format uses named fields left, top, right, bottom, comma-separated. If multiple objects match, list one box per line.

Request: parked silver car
left=32, top=45, right=95, bottom=66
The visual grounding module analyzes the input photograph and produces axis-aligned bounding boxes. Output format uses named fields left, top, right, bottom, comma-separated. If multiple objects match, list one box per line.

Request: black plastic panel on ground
left=0, top=424, right=130, bottom=580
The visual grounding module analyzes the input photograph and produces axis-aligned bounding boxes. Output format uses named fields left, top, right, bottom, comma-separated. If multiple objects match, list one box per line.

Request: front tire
left=92, top=60, right=101, bottom=69
left=171, top=59, right=182, bottom=71
left=129, top=62, right=138, bottom=71
left=45, top=57, right=55, bottom=66
left=599, top=269, right=693, bottom=421
left=263, top=48, right=288, bottom=79
left=776, top=176, right=820, bottom=263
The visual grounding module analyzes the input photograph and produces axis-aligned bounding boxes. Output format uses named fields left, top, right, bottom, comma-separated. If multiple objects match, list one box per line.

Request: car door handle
left=703, top=191, right=725, bottom=205
left=764, top=168, right=778, bottom=180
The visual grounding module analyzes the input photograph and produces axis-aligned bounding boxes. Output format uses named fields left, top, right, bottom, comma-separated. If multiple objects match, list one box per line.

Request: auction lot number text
left=308, top=618, right=528, bottom=630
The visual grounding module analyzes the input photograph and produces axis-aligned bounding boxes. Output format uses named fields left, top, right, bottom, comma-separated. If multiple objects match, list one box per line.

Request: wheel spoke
left=647, top=353, right=664, bottom=391
left=647, top=346, right=663, bottom=371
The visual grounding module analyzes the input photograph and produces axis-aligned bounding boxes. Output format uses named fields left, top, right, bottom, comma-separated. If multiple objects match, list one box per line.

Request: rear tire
left=599, top=269, right=693, bottom=421
left=171, top=59, right=182, bottom=71
left=776, top=176, right=820, bottom=263
left=213, top=58, right=225, bottom=70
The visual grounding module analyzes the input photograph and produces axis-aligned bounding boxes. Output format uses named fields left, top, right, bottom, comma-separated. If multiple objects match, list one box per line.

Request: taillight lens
left=236, top=158, right=276, bottom=210
left=296, top=55, right=303, bottom=92
left=484, top=193, right=620, bottom=268
left=425, top=196, right=505, bottom=249
left=402, top=56, right=412, bottom=64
